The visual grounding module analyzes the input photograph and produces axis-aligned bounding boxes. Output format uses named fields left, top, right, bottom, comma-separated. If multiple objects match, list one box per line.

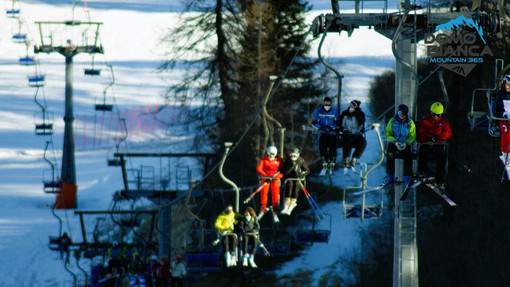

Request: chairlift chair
left=94, top=65, right=115, bottom=111
left=42, top=142, right=61, bottom=193
left=12, top=33, right=27, bottom=43
left=6, top=9, right=20, bottom=18
left=28, top=75, right=46, bottom=87
left=84, top=55, right=101, bottom=76
left=19, top=56, right=35, bottom=66
left=295, top=213, right=331, bottom=245
left=342, top=187, right=384, bottom=220
left=34, top=111, right=54, bottom=135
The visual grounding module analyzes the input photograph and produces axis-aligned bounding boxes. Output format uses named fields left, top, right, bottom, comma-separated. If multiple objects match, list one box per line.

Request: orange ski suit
left=256, top=155, right=283, bottom=213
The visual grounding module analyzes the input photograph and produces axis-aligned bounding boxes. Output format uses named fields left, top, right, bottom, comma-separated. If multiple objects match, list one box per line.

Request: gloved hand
left=395, top=142, right=406, bottom=151
left=299, top=171, right=308, bottom=178
left=320, top=126, right=331, bottom=132
left=221, top=231, right=227, bottom=235
left=431, top=136, right=438, bottom=142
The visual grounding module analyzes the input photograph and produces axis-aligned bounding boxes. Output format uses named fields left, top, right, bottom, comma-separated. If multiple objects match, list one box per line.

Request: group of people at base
left=90, top=241, right=186, bottom=287
left=383, top=102, right=452, bottom=190
left=214, top=205, right=260, bottom=268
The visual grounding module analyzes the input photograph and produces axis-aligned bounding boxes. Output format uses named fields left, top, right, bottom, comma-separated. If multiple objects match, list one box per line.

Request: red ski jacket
left=256, top=155, right=283, bottom=179
left=417, top=114, right=452, bottom=143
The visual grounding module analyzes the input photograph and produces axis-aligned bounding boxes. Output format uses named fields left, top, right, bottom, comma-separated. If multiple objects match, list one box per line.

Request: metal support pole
left=158, top=205, right=171, bottom=260
left=219, top=142, right=240, bottom=212
left=61, top=53, right=76, bottom=185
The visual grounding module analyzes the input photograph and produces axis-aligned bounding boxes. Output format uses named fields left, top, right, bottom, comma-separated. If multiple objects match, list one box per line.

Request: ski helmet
left=267, top=146, right=277, bottom=159
left=504, top=74, right=510, bottom=84
left=397, top=104, right=408, bottom=116
left=430, top=102, right=444, bottom=115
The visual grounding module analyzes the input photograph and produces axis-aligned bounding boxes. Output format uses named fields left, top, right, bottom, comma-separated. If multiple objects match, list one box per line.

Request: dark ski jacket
left=281, top=157, right=310, bottom=179
left=240, top=216, right=260, bottom=235
left=417, top=114, right=452, bottom=143
left=495, top=87, right=510, bottom=119
left=339, top=107, right=365, bottom=134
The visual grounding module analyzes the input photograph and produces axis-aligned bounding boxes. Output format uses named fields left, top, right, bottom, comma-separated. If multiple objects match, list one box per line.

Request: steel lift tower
left=313, top=0, right=501, bottom=285
left=34, top=20, right=104, bottom=209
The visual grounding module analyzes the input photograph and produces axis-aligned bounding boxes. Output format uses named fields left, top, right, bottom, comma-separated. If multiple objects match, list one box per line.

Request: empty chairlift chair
left=342, top=188, right=384, bottom=220
left=28, top=74, right=45, bottom=87
left=19, top=56, right=35, bottom=66
left=295, top=213, right=331, bottom=246
left=6, top=9, right=20, bottom=18
left=42, top=141, right=62, bottom=193
left=34, top=111, right=54, bottom=135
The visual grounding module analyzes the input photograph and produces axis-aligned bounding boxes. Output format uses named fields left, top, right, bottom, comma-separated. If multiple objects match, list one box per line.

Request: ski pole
left=243, top=182, right=268, bottom=204
left=297, top=179, right=324, bottom=219
left=299, top=180, right=323, bottom=217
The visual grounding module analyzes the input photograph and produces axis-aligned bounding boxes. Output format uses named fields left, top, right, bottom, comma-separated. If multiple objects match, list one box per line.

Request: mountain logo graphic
left=424, top=15, right=493, bottom=77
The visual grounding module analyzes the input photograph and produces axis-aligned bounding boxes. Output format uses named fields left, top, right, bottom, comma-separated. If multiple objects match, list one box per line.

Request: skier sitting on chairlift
left=280, top=148, right=309, bottom=215
left=495, top=74, right=510, bottom=178
left=214, top=205, right=239, bottom=268
left=383, top=104, right=416, bottom=187
left=240, top=207, right=260, bottom=268
left=312, top=96, right=340, bottom=173
left=417, top=102, right=452, bottom=191
left=339, top=100, right=367, bottom=168
left=256, top=146, right=283, bottom=220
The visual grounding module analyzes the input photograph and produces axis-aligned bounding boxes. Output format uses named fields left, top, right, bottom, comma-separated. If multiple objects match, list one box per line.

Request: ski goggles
left=350, top=101, right=357, bottom=107
left=397, top=110, right=407, bottom=116
left=431, top=112, right=442, bottom=118
left=290, top=153, right=299, bottom=160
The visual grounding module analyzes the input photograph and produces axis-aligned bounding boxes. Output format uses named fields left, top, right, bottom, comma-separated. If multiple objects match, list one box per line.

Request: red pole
left=152, top=105, right=158, bottom=132
left=144, top=104, right=150, bottom=134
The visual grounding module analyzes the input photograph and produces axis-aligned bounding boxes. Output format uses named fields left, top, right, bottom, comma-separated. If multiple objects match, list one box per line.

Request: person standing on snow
left=280, top=148, right=309, bottom=215
left=256, top=146, right=283, bottom=220
left=170, top=254, right=186, bottom=287
left=495, top=74, right=510, bottom=177
left=384, top=104, right=416, bottom=186
left=339, top=100, right=367, bottom=168
left=57, top=232, right=72, bottom=263
left=417, top=102, right=452, bottom=190
left=214, top=204, right=239, bottom=268
left=240, top=207, right=260, bottom=268
left=312, top=96, right=340, bottom=171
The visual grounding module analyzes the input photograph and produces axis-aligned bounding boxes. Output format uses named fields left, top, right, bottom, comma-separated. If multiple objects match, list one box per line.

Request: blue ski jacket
left=312, top=106, right=339, bottom=130
left=385, top=116, right=416, bottom=144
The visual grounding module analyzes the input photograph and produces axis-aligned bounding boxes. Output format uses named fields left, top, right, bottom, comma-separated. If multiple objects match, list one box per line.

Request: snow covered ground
left=0, top=0, right=398, bottom=286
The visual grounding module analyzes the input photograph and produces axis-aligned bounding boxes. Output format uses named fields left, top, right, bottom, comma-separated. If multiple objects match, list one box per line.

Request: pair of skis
left=319, top=163, right=336, bottom=176
left=400, top=176, right=456, bottom=206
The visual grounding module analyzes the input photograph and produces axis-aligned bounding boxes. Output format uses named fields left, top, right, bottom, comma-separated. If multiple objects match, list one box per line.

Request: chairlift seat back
left=185, top=253, right=221, bottom=273
left=95, top=104, right=113, bottom=111
left=296, top=230, right=330, bottom=243
left=84, top=69, right=101, bottom=76
left=19, top=57, right=35, bottom=66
